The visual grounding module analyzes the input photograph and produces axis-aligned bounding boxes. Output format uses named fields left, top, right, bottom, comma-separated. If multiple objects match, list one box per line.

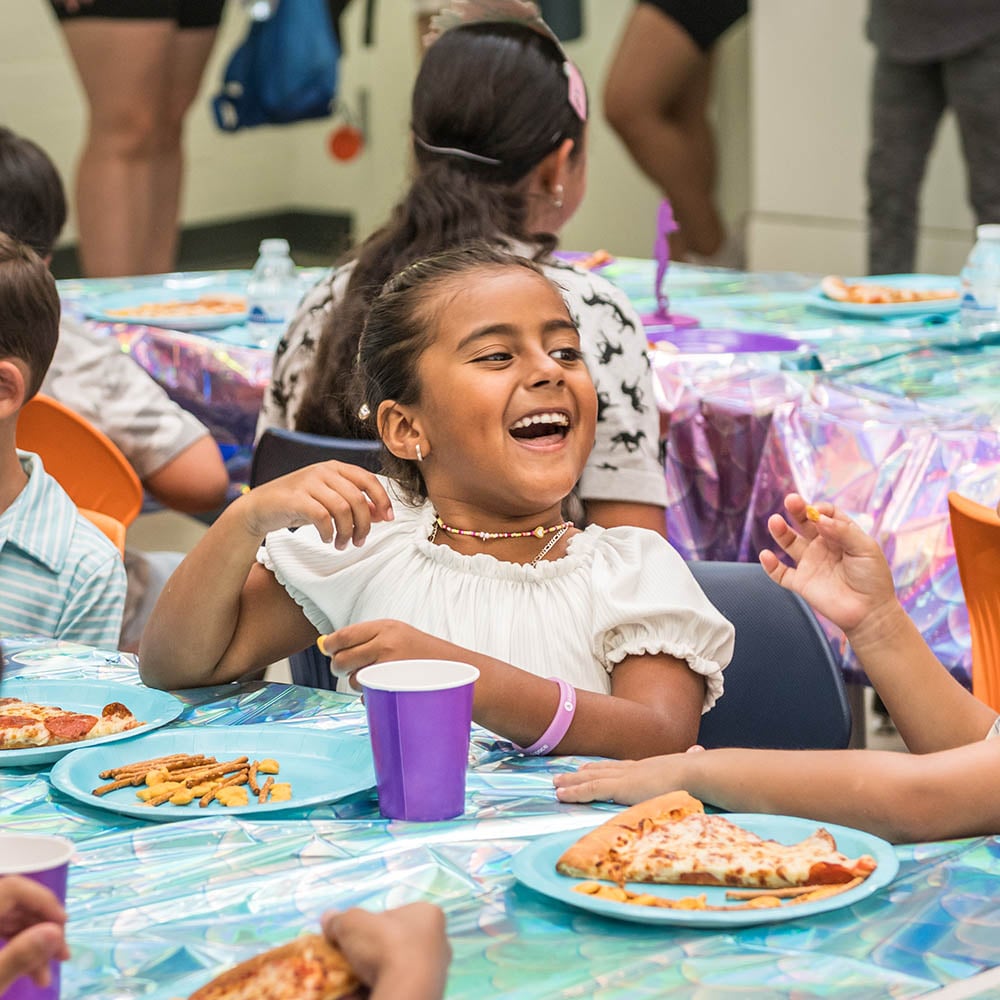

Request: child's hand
left=758, top=493, right=897, bottom=634
left=553, top=755, right=687, bottom=806
left=321, top=903, right=450, bottom=998
left=319, top=620, right=464, bottom=688
left=239, top=462, right=394, bottom=549
left=0, top=876, right=70, bottom=993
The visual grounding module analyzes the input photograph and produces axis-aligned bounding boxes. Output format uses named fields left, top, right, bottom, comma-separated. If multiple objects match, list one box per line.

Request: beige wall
left=18, top=1, right=977, bottom=278
left=747, top=0, right=977, bottom=275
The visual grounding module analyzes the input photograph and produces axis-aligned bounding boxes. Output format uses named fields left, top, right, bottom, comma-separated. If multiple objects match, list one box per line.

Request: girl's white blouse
left=258, top=497, right=735, bottom=709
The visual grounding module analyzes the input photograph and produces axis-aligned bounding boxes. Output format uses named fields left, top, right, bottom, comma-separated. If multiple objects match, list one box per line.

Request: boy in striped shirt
left=0, top=233, right=125, bottom=648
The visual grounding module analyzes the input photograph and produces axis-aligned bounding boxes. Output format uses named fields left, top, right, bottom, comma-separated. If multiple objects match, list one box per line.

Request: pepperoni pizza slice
left=556, top=791, right=877, bottom=889
left=0, top=698, right=142, bottom=750
left=189, top=933, right=364, bottom=1000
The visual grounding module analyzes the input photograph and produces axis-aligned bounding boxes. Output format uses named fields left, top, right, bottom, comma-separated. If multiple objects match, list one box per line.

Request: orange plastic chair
left=79, top=508, right=127, bottom=556
left=948, top=491, right=1000, bottom=712
left=16, top=395, right=143, bottom=526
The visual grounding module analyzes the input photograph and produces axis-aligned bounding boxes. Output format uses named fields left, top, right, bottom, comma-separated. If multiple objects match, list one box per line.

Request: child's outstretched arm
left=139, top=463, right=393, bottom=689
left=760, top=493, right=996, bottom=753
left=553, top=738, right=1000, bottom=843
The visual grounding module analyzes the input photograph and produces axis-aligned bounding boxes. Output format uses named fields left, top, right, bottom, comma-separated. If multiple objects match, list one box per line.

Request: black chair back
left=251, top=426, right=382, bottom=689
left=690, top=561, right=852, bottom=750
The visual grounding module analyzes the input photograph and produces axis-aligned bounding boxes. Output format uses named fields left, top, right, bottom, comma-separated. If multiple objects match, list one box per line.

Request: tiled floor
left=126, top=509, right=909, bottom=746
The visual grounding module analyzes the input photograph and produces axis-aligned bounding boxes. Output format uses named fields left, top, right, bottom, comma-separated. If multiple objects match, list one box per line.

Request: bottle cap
left=976, top=224, right=1000, bottom=240
left=259, top=238, right=290, bottom=254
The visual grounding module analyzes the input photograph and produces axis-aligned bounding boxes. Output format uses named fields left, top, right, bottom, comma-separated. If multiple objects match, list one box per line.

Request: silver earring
left=551, top=184, right=564, bottom=209
left=415, top=443, right=423, bottom=463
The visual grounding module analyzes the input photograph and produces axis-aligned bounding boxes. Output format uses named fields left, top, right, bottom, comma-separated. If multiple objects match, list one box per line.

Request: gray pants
left=867, top=35, right=1000, bottom=275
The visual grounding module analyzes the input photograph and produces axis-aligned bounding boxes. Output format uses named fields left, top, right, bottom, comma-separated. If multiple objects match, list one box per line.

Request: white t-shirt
left=258, top=487, right=734, bottom=705
left=256, top=249, right=668, bottom=508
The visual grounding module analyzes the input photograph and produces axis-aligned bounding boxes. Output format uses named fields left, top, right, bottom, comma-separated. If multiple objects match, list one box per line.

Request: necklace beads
left=432, top=514, right=572, bottom=541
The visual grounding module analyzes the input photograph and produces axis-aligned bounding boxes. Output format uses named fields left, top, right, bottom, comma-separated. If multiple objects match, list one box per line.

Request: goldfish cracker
left=170, top=788, right=196, bottom=806
left=268, top=782, right=292, bottom=802
left=145, top=768, right=170, bottom=785
left=190, top=781, right=216, bottom=796
left=217, top=787, right=249, bottom=808
left=257, top=759, right=280, bottom=774
left=805, top=505, right=821, bottom=523
left=136, top=781, right=181, bottom=801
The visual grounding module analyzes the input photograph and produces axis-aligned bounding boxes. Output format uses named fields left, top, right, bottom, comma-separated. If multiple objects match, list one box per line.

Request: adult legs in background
left=603, top=3, right=722, bottom=261
left=58, top=19, right=219, bottom=276
left=866, top=55, right=945, bottom=276
left=944, top=35, right=1000, bottom=233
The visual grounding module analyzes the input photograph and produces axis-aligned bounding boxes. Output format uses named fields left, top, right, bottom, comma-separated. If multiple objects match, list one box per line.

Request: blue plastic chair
left=250, top=427, right=382, bottom=689
left=689, top=561, right=852, bottom=750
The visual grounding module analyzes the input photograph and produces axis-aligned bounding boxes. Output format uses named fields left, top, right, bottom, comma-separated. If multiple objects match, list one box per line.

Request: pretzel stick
left=181, top=757, right=249, bottom=786
left=92, top=773, right=148, bottom=796
left=248, top=761, right=260, bottom=796
left=98, top=754, right=204, bottom=779
left=258, top=776, right=274, bottom=804
left=200, top=770, right=249, bottom=808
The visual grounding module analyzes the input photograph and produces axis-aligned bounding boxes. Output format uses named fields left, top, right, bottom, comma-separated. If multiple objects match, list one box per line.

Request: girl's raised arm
left=139, top=463, right=393, bottom=689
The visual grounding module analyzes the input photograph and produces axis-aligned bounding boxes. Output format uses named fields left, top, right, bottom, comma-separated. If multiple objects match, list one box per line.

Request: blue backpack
left=213, top=0, right=339, bottom=131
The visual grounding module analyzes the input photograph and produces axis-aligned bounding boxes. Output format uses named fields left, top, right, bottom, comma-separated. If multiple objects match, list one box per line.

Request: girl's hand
left=758, top=493, right=898, bottom=634
left=320, top=620, right=465, bottom=688
left=553, top=755, right=686, bottom=805
left=239, top=462, right=393, bottom=548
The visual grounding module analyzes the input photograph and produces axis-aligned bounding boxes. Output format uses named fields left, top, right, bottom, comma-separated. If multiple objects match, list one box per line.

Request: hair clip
left=564, top=61, right=587, bottom=122
left=357, top=403, right=371, bottom=420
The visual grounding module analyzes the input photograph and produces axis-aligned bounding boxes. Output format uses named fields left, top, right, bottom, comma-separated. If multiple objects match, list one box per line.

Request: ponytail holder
left=515, top=676, right=576, bottom=755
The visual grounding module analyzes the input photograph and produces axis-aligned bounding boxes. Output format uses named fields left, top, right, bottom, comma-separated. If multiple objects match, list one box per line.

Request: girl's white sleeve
left=590, top=528, right=735, bottom=711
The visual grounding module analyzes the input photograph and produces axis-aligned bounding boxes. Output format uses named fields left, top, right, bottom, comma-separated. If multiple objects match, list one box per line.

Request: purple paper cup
left=358, top=660, right=480, bottom=822
left=0, top=834, right=73, bottom=1000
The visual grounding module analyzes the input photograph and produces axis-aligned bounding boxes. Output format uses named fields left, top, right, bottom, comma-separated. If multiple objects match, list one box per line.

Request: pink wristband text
left=515, top=677, right=577, bottom=756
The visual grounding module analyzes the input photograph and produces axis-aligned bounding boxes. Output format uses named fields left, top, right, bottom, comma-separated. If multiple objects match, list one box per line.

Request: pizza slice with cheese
left=188, top=934, right=364, bottom=1000
left=556, top=791, right=877, bottom=889
left=820, top=275, right=957, bottom=305
left=0, top=698, right=142, bottom=750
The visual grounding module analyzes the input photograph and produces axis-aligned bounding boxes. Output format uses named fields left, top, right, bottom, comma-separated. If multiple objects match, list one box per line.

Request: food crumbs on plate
left=257, top=759, right=280, bottom=774
left=805, top=504, right=821, bottom=522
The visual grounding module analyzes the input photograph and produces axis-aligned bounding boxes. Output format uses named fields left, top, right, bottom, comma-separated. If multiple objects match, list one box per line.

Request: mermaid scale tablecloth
left=2, top=637, right=1000, bottom=998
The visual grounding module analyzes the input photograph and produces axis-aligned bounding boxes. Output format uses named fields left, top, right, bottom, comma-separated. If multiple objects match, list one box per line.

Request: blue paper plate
left=512, top=813, right=899, bottom=927
left=806, top=274, right=960, bottom=319
left=0, top=678, right=183, bottom=767
left=50, top=724, right=376, bottom=822
left=83, top=286, right=247, bottom=330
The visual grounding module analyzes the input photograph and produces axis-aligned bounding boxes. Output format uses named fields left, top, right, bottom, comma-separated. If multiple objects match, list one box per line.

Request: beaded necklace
left=429, top=515, right=573, bottom=567
left=431, top=514, right=572, bottom=541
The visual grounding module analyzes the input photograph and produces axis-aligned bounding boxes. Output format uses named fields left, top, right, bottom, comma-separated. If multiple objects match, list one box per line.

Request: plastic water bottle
left=959, top=224, right=1000, bottom=338
left=246, top=238, right=300, bottom=350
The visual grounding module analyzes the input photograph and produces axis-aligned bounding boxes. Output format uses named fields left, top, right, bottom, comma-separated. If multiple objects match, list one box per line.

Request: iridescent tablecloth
left=2, top=638, right=1000, bottom=999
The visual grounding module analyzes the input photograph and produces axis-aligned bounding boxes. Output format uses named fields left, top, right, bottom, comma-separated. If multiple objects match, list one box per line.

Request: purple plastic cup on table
left=0, top=834, right=73, bottom=1000
left=358, top=660, right=479, bottom=822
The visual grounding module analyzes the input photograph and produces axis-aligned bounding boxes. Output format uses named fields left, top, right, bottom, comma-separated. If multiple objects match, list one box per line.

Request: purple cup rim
left=0, top=834, right=74, bottom=874
left=357, top=660, right=480, bottom=692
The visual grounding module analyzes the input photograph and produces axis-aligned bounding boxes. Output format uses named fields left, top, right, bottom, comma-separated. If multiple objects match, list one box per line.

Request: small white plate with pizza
left=806, top=274, right=961, bottom=319
left=512, top=792, right=899, bottom=927
left=0, top=678, right=183, bottom=768
left=50, top=724, right=377, bottom=822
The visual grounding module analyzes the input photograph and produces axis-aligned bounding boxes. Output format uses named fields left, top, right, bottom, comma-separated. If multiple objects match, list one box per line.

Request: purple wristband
left=515, top=677, right=577, bottom=756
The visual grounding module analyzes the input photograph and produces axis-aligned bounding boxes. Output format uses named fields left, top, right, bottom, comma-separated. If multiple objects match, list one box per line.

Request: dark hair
left=0, top=231, right=60, bottom=399
left=0, top=128, right=67, bottom=259
left=296, top=19, right=586, bottom=437
left=355, top=243, right=548, bottom=500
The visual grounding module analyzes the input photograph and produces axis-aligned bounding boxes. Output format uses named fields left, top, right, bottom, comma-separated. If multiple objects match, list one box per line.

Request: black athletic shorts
left=639, top=0, right=748, bottom=52
left=50, top=0, right=227, bottom=30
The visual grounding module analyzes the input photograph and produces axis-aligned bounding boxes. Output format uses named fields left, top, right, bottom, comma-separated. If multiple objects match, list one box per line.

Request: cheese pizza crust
left=556, top=791, right=876, bottom=889
left=188, top=934, right=364, bottom=1000
left=820, top=275, right=957, bottom=305
left=0, top=698, right=142, bottom=750
left=105, top=294, right=246, bottom=319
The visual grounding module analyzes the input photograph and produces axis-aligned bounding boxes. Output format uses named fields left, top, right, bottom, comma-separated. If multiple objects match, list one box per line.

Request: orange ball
left=328, top=125, right=364, bottom=162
